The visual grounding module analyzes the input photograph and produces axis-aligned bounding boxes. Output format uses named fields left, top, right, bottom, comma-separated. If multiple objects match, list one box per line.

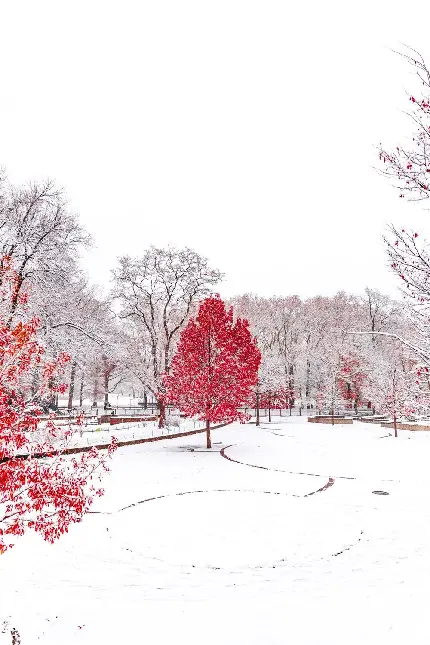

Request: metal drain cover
left=372, top=490, right=389, bottom=495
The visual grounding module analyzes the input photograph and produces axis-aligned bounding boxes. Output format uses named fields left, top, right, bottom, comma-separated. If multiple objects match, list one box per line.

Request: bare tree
left=0, top=175, right=90, bottom=321
left=112, top=246, right=223, bottom=426
left=364, top=344, right=423, bottom=436
left=363, top=287, right=403, bottom=336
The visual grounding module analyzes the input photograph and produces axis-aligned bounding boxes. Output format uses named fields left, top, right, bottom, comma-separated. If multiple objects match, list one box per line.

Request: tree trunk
left=143, top=390, right=148, bottom=409
left=103, top=356, right=110, bottom=409
left=393, top=412, right=398, bottom=438
left=256, top=391, right=260, bottom=427
left=48, top=376, right=56, bottom=408
left=79, top=372, right=85, bottom=407
left=305, top=359, right=311, bottom=401
left=288, top=367, right=295, bottom=416
left=31, top=368, right=39, bottom=398
left=158, top=398, right=166, bottom=428
left=331, top=406, right=334, bottom=426
left=206, top=418, right=211, bottom=449
left=268, top=393, right=271, bottom=423
left=68, top=361, right=77, bottom=411
left=92, top=376, right=98, bottom=408
left=6, top=274, right=24, bottom=328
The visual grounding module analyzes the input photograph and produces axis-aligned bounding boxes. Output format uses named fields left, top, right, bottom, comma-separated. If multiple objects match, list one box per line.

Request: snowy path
left=2, top=418, right=430, bottom=643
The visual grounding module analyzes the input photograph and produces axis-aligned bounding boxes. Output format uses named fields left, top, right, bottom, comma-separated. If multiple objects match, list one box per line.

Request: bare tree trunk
left=305, top=359, right=311, bottom=402
left=256, top=391, right=260, bottom=427
left=92, top=373, right=98, bottom=407
left=79, top=372, right=85, bottom=407
left=7, top=275, right=24, bottom=328
left=206, top=418, right=211, bottom=449
left=331, top=406, right=334, bottom=426
left=158, top=398, right=166, bottom=428
left=103, top=356, right=110, bottom=409
left=394, top=412, right=398, bottom=438
left=48, top=376, right=56, bottom=408
left=288, top=366, right=295, bottom=417
left=68, top=361, right=77, bottom=410
left=143, top=390, right=148, bottom=409
left=31, top=368, right=39, bottom=398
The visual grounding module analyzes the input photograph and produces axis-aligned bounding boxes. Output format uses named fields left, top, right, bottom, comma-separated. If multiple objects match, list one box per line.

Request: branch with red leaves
left=384, top=225, right=430, bottom=304
left=0, top=259, right=117, bottom=554
left=378, top=46, right=430, bottom=202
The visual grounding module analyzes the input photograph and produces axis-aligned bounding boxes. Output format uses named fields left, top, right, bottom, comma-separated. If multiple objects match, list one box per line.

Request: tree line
left=1, top=167, right=427, bottom=432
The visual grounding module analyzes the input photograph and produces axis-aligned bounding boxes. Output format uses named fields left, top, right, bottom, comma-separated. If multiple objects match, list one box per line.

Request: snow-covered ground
left=30, top=418, right=206, bottom=451
left=2, top=418, right=430, bottom=644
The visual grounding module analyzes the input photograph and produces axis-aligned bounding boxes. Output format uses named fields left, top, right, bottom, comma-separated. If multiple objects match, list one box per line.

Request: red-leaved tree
left=163, top=295, right=261, bottom=448
left=0, top=258, right=117, bottom=554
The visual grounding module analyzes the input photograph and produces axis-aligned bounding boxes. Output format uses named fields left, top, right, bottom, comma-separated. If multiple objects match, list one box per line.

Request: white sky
left=2, top=0, right=430, bottom=300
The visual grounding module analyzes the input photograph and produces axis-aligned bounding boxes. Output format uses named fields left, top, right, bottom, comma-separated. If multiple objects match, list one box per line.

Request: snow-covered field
left=2, top=418, right=430, bottom=644
left=31, top=418, right=206, bottom=451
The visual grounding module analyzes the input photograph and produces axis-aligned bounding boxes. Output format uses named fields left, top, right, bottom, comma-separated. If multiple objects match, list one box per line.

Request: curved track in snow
left=220, top=444, right=344, bottom=484
left=118, top=478, right=335, bottom=512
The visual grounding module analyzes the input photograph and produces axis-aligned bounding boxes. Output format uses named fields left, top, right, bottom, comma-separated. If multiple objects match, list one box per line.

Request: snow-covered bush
left=165, top=411, right=181, bottom=430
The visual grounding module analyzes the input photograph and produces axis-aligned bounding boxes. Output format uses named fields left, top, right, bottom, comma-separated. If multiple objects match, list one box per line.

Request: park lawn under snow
left=27, top=418, right=206, bottom=452
left=2, top=418, right=430, bottom=643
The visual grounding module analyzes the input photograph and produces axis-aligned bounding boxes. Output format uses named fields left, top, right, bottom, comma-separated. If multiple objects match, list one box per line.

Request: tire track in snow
left=220, top=444, right=347, bottom=482
left=116, top=487, right=365, bottom=571
left=91, top=439, right=337, bottom=516
left=303, top=477, right=335, bottom=496
left=118, top=479, right=335, bottom=513
left=221, top=441, right=398, bottom=486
